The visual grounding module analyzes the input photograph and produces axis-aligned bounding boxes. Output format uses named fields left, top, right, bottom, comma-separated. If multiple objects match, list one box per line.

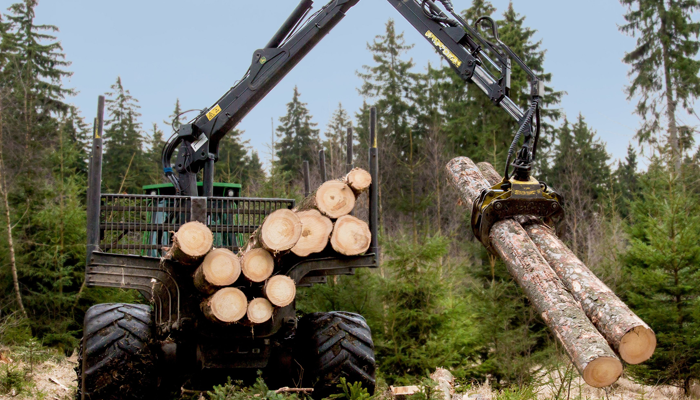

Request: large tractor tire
left=76, top=303, right=156, bottom=400
left=296, top=312, right=376, bottom=399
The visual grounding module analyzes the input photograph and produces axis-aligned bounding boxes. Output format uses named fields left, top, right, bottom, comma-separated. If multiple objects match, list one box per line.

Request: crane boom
left=163, top=0, right=543, bottom=196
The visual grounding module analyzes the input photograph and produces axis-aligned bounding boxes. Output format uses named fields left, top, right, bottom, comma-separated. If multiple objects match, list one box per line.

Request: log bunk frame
left=85, top=99, right=380, bottom=341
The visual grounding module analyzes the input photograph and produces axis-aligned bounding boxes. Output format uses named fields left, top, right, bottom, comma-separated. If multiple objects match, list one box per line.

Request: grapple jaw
left=471, top=176, right=564, bottom=254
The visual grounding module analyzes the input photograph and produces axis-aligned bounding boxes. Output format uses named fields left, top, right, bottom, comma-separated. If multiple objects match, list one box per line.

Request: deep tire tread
left=296, top=311, right=376, bottom=399
left=77, top=303, right=155, bottom=400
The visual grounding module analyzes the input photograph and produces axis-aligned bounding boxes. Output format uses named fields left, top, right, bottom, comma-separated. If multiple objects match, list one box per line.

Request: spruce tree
left=543, top=115, right=611, bottom=257
left=146, top=123, right=165, bottom=184
left=216, top=129, right=249, bottom=185
left=620, top=0, right=700, bottom=171
left=102, top=77, right=147, bottom=193
left=624, top=160, right=700, bottom=394
left=164, top=98, right=185, bottom=133
left=324, top=103, right=352, bottom=178
left=275, top=86, right=320, bottom=179
left=613, top=144, right=639, bottom=217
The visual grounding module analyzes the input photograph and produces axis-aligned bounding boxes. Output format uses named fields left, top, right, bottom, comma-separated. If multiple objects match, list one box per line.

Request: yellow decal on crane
left=206, top=104, right=222, bottom=121
left=425, top=30, right=462, bottom=68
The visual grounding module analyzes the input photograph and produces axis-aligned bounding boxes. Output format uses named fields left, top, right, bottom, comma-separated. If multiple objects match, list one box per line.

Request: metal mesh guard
left=99, top=194, right=295, bottom=257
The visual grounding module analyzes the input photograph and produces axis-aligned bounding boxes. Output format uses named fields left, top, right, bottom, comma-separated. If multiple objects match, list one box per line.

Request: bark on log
left=170, top=221, right=213, bottom=266
left=291, top=210, right=333, bottom=257
left=246, top=297, right=274, bottom=324
left=298, top=180, right=355, bottom=218
left=343, top=168, right=372, bottom=195
left=264, top=275, right=296, bottom=307
left=247, top=209, right=302, bottom=253
left=240, top=248, right=275, bottom=282
left=330, top=215, right=371, bottom=256
left=193, top=248, right=241, bottom=294
left=446, top=157, right=622, bottom=387
left=200, top=287, right=247, bottom=323
left=477, top=161, right=656, bottom=365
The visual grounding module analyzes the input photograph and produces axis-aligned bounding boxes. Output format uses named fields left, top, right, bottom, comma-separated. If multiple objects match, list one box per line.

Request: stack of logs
left=167, top=168, right=373, bottom=326
left=446, top=157, right=657, bottom=388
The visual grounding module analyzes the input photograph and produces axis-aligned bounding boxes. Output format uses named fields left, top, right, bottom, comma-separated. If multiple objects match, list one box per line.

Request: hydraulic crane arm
left=163, top=0, right=544, bottom=196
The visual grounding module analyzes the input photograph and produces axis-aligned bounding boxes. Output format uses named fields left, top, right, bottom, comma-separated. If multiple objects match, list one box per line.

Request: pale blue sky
left=17, top=0, right=646, bottom=169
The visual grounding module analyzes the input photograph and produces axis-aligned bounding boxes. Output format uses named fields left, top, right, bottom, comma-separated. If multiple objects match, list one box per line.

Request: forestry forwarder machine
left=78, top=0, right=563, bottom=398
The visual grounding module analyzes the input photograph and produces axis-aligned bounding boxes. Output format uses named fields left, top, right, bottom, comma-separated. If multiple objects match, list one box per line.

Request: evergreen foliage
left=624, top=160, right=700, bottom=393
left=275, top=86, right=320, bottom=179
left=620, top=0, right=700, bottom=169
left=324, top=103, right=352, bottom=178
left=102, top=77, right=146, bottom=193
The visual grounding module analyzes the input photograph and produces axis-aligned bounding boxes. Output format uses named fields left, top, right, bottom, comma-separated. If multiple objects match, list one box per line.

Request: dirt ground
left=1, top=353, right=697, bottom=400
left=0, top=349, right=77, bottom=400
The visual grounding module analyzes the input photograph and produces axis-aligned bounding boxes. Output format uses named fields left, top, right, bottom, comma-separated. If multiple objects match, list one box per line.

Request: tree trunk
left=264, top=275, right=296, bottom=307
left=0, top=99, right=27, bottom=319
left=200, top=287, right=247, bottom=323
left=297, top=180, right=355, bottom=219
left=343, top=168, right=372, bottom=195
left=246, top=297, right=274, bottom=324
left=193, top=248, right=241, bottom=295
left=477, top=161, right=657, bottom=364
left=247, top=209, right=302, bottom=253
left=291, top=210, right=333, bottom=257
left=240, top=248, right=275, bottom=282
left=447, top=157, right=622, bottom=387
left=169, top=221, right=213, bottom=266
left=658, top=3, right=682, bottom=172
left=330, top=215, right=371, bottom=256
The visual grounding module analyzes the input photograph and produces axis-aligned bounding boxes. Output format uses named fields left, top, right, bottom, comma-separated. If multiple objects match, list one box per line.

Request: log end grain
left=317, top=181, right=355, bottom=218
left=204, top=287, right=247, bottom=323
left=330, top=215, right=371, bottom=256
left=265, top=275, right=296, bottom=307
left=583, top=356, right=623, bottom=388
left=241, top=248, right=275, bottom=282
left=260, top=209, right=302, bottom=251
left=247, top=297, right=274, bottom=324
left=202, top=248, right=241, bottom=286
left=345, top=168, right=372, bottom=194
left=619, top=325, right=657, bottom=364
left=172, top=221, right=213, bottom=264
left=291, top=210, right=333, bottom=257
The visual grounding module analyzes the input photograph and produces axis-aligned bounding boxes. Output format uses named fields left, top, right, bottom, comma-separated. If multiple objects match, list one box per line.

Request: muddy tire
left=76, top=303, right=155, bottom=400
left=296, top=312, right=376, bottom=399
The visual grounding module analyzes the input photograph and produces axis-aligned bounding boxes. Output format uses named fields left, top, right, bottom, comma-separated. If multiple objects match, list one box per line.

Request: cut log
left=248, top=209, right=302, bottom=253
left=330, top=215, right=371, bottom=256
left=298, top=180, right=355, bottom=219
left=343, top=168, right=372, bottom=195
left=477, top=161, right=657, bottom=365
left=291, top=210, right=333, bottom=257
left=193, top=248, right=241, bottom=294
left=170, top=221, right=213, bottom=266
left=246, top=297, right=274, bottom=324
left=240, top=248, right=275, bottom=282
left=446, top=157, right=622, bottom=388
left=264, top=275, right=296, bottom=307
left=200, top=287, right=247, bottom=323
